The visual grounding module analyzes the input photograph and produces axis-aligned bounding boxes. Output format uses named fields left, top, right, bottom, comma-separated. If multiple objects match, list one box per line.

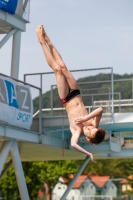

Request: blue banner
left=0, top=0, right=18, bottom=14
left=0, top=75, right=33, bottom=129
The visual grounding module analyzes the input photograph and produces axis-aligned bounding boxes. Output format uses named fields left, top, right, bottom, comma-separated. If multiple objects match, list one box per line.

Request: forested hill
left=33, top=73, right=133, bottom=113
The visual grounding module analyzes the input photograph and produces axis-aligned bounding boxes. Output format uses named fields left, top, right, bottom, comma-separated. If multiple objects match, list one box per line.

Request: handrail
left=33, top=99, right=133, bottom=117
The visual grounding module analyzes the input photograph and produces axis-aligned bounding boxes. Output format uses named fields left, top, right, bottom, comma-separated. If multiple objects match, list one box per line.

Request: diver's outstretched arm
left=71, top=134, right=96, bottom=164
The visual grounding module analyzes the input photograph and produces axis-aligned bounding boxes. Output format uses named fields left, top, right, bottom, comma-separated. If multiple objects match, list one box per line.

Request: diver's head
left=83, top=126, right=106, bottom=145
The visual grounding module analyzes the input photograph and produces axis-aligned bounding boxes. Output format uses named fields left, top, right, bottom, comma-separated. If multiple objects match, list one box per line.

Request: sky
left=0, top=0, right=133, bottom=81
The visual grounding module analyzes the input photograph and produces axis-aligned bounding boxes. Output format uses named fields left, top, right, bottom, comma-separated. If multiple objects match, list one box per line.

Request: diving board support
left=60, top=156, right=90, bottom=200
left=0, top=29, right=16, bottom=49
left=10, top=140, right=30, bottom=200
left=0, top=159, right=12, bottom=180
left=0, top=140, right=13, bottom=174
left=11, top=30, right=21, bottom=79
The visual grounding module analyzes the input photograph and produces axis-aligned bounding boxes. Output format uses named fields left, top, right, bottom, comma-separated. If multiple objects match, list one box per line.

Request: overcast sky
left=0, top=0, right=133, bottom=81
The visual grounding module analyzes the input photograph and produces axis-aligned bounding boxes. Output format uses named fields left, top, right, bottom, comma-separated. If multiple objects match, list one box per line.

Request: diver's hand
left=89, top=153, right=97, bottom=164
left=75, top=116, right=87, bottom=124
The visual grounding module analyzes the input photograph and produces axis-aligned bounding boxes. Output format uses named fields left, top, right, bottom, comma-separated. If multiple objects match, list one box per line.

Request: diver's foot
left=43, top=28, right=50, bottom=43
left=36, top=25, right=45, bottom=45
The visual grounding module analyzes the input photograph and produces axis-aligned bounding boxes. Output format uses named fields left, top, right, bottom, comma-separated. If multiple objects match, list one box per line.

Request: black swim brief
left=60, top=89, right=80, bottom=104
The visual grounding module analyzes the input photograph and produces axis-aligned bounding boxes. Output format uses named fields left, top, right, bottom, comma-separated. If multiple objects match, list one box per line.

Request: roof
left=89, top=176, right=110, bottom=188
left=61, top=174, right=74, bottom=183
left=120, top=175, right=133, bottom=184
left=62, top=175, right=88, bottom=189
left=61, top=175, right=110, bottom=189
left=73, top=175, right=88, bottom=189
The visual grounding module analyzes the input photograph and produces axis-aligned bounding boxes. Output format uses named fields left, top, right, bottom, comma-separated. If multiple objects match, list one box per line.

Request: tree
left=83, top=158, right=133, bottom=178
left=0, top=162, right=43, bottom=200
left=1, top=158, right=133, bottom=199
left=0, top=160, right=79, bottom=200
left=35, top=160, right=79, bottom=200
left=0, top=165, right=20, bottom=200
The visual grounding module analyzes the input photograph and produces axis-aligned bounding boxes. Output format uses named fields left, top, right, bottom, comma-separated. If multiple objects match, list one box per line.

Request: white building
left=52, top=175, right=117, bottom=200
left=90, top=176, right=117, bottom=197
left=101, top=179, right=117, bottom=197
left=52, top=175, right=96, bottom=200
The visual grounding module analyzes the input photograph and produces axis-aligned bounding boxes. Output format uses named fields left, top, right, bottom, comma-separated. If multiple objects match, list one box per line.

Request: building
left=120, top=175, right=133, bottom=197
left=90, top=176, right=117, bottom=197
left=52, top=175, right=117, bottom=200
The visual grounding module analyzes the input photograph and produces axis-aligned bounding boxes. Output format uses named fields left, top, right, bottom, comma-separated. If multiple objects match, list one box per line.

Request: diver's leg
left=43, top=27, right=79, bottom=89
left=43, top=29, right=64, bottom=66
left=36, top=25, right=69, bottom=98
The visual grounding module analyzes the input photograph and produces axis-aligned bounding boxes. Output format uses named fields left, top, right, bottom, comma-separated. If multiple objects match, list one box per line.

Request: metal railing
left=16, top=0, right=30, bottom=21
left=50, top=84, right=113, bottom=116
left=24, top=67, right=133, bottom=121
left=24, top=67, right=114, bottom=113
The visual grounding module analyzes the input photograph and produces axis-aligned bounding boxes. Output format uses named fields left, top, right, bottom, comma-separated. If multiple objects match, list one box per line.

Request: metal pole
left=0, top=159, right=12, bottom=180
left=0, top=29, right=16, bottom=49
left=10, top=140, right=30, bottom=200
left=39, top=88, right=42, bottom=142
left=51, top=85, right=53, bottom=116
left=132, top=80, right=133, bottom=111
left=40, top=74, right=42, bottom=91
left=60, top=156, right=90, bottom=200
left=108, top=88, right=111, bottom=112
left=24, top=74, right=26, bottom=83
left=119, top=93, right=121, bottom=112
left=111, top=67, right=114, bottom=122
left=10, top=30, right=21, bottom=79
left=23, top=0, right=29, bottom=12
left=39, top=74, right=43, bottom=138
left=0, top=140, right=13, bottom=174
left=92, top=95, right=94, bottom=110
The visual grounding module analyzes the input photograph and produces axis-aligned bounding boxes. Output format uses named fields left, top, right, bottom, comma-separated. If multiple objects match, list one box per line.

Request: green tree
left=0, top=162, right=42, bottom=200
left=34, top=160, right=79, bottom=200
left=83, top=158, right=133, bottom=178
left=0, top=165, right=20, bottom=200
left=0, top=160, right=78, bottom=200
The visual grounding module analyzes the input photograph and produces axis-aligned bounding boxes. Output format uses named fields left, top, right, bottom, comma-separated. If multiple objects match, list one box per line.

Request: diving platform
left=0, top=110, right=133, bottom=163
left=0, top=97, right=133, bottom=200
left=0, top=67, right=132, bottom=163
left=0, top=9, right=28, bottom=34
left=0, top=0, right=29, bottom=34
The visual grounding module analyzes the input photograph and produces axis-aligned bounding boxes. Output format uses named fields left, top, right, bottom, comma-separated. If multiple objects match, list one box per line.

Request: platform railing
left=49, top=78, right=133, bottom=116
left=24, top=68, right=133, bottom=119
left=33, top=99, right=133, bottom=115
left=15, top=0, right=30, bottom=21
left=50, top=84, right=113, bottom=116
left=24, top=67, right=114, bottom=115
left=34, top=93, right=132, bottom=118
